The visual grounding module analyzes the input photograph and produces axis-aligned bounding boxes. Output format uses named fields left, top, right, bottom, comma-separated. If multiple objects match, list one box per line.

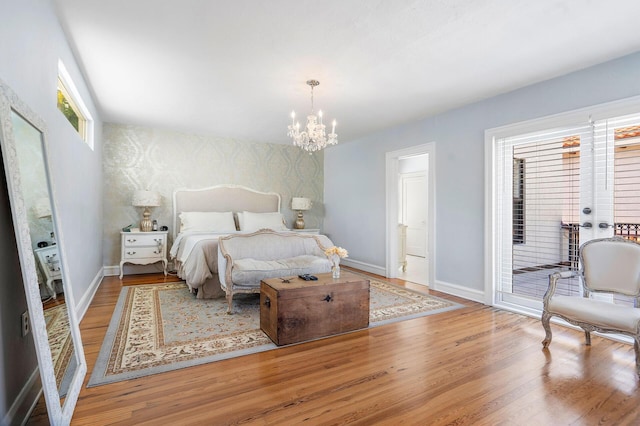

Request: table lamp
left=291, top=197, right=312, bottom=229
left=132, top=190, right=161, bottom=232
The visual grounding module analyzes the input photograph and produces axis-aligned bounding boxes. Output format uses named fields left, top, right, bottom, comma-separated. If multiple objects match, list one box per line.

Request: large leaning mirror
left=0, top=80, right=86, bottom=424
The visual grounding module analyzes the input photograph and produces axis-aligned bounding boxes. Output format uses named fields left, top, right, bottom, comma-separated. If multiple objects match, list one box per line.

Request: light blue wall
left=0, top=0, right=103, bottom=311
left=0, top=1, right=102, bottom=421
left=324, top=51, right=640, bottom=292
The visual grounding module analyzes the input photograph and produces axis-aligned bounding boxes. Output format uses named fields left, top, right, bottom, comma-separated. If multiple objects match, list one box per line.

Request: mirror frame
left=0, top=80, right=86, bottom=424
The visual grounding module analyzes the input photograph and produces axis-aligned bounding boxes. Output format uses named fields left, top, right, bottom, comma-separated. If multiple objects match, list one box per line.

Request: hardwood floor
left=29, top=270, right=640, bottom=425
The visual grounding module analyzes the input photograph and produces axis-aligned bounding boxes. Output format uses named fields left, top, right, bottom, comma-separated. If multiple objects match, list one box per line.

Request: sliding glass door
left=493, top=113, right=640, bottom=310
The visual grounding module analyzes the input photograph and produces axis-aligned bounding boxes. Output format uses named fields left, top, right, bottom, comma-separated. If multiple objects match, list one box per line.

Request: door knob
left=580, top=222, right=592, bottom=229
left=598, top=222, right=613, bottom=229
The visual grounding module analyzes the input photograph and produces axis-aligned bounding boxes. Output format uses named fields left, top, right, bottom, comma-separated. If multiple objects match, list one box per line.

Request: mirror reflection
left=11, top=110, right=77, bottom=401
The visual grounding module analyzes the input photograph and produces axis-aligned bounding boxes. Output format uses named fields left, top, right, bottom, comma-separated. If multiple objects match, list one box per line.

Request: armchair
left=541, top=237, right=640, bottom=377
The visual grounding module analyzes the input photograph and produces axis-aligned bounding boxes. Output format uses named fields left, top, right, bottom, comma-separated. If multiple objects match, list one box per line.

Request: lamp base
left=294, top=210, right=305, bottom=229
left=140, top=207, right=153, bottom=232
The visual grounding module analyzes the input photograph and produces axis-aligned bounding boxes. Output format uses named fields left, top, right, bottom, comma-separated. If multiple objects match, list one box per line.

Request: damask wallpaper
left=102, top=123, right=324, bottom=268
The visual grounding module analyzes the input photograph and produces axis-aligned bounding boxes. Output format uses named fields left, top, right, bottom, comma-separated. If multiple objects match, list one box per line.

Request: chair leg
left=226, top=291, right=234, bottom=315
left=541, top=311, right=552, bottom=348
left=584, top=330, right=591, bottom=346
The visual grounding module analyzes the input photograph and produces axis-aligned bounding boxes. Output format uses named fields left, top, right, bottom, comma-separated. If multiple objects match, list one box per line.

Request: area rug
left=88, top=278, right=462, bottom=387
left=44, top=303, right=74, bottom=393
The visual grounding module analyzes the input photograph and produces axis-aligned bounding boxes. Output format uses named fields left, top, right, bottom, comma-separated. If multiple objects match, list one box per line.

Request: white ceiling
left=53, top=0, right=640, bottom=145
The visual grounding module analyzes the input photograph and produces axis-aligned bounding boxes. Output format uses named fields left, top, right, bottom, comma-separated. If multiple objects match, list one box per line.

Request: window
left=512, top=158, right=525, bottom=244
left=57, top=60, right=94, bottom=149
left=57, top=78, right=83, bottom=134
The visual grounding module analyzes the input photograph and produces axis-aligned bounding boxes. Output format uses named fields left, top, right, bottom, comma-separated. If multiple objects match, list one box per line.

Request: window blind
left=495, top=124, right=591, bottom=306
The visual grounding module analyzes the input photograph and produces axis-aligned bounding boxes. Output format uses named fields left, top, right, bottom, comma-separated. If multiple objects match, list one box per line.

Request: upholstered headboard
left=172, top=185, right=281, bottom=239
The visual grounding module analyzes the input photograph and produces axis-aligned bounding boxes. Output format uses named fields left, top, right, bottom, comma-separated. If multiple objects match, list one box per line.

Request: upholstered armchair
left=541, top=237, right=640, bottom=377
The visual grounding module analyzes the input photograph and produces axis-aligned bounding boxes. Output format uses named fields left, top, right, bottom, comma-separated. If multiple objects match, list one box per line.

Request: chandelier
left=288, top=79, right=338, bottom=153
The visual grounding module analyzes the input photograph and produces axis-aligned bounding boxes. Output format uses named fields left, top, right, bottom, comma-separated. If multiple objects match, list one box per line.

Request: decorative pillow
left=238, top=211, right=287, bottom=232
left=179, top=211, right=236, bottom=233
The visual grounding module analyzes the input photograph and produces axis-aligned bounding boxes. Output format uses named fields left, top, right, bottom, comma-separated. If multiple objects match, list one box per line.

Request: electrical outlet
left=21, top=311, right=30, bottom=337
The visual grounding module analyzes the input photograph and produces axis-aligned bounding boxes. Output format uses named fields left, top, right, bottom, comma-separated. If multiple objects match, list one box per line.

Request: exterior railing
left=615, top=223, right=640, bottom=242
left=561, top=222, right=640, bottom=270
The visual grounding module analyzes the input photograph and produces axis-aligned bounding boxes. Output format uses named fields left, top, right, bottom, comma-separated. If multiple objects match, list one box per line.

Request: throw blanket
left=170, top=232, right=235, bottom=293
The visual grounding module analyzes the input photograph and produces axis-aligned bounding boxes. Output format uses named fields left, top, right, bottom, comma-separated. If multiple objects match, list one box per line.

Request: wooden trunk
left=260, top=272, right=370, bottom=346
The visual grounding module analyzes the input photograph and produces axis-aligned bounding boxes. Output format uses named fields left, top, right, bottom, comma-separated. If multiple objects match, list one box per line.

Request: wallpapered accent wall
left=102, top=123, right=324, bottom=268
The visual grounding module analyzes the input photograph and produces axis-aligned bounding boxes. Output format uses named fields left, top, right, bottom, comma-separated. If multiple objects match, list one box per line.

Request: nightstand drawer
left=122, top=246, right=164, bottom=259
left=123, top=234, right=165, bottom=247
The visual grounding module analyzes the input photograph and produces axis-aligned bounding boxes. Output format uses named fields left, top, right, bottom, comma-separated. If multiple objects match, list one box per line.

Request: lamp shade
left=33, top=197, right=52, bottom=218
left=291, top=197, right=312, bottom=211
left=132, top=190, right=161, bottom=207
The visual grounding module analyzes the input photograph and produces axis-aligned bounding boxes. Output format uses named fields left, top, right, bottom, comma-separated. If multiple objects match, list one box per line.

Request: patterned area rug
left=44, top=303, right=74, bottom=393
left=88, top=278, right=462, bottom=387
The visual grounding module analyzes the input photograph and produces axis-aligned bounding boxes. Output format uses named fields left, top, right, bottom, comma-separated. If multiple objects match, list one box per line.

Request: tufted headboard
left=172, top=185, right=281, bottom=240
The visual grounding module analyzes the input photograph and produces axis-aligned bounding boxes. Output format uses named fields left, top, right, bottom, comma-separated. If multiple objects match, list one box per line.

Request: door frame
left=484, top=94, right=640, bottom=312
left=385, top=142, right=435, bottom=285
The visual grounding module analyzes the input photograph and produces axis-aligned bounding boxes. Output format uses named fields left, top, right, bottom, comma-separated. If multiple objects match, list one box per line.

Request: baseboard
left=432, top=280, right=485, bottom=304
left=103, top=265, right=119, bottom=277
left=76, top=267, right=104, bottom=321
left=4, top=368, right=41, bottom=426
left=341, top=259, right=386, bottom=276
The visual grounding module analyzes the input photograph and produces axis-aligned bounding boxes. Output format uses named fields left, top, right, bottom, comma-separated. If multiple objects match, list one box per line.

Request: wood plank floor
left=29, top=269, right=640, bottom=425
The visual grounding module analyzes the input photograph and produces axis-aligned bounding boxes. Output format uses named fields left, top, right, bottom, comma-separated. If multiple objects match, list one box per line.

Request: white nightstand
left=119, top=230, right=168, bottom=279
left=293, top=228, right=320, bottom=234
left=34, top=245, right=62, bottom=298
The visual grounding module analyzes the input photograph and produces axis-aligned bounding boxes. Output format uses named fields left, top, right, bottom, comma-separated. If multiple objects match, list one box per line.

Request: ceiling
left=53, top=0, right=640, bottom=145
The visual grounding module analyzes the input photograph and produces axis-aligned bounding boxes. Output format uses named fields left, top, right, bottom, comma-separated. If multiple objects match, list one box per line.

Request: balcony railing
left=562, top=222, right=640, bottom=270
left=615, top=223, right=640, bottom=242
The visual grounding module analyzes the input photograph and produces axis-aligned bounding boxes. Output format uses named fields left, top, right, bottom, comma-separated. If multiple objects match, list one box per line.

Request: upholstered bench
left=218, top=229, right=333, bottom=313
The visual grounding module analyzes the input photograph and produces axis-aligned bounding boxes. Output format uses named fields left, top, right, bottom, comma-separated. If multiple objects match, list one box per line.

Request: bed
left=170, top=185, right=287, bottom=298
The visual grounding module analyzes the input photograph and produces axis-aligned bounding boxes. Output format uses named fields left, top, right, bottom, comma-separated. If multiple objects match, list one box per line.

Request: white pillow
left=179, top=211, right=236, bottom=233
left=239, top=211, right=287, bottom=232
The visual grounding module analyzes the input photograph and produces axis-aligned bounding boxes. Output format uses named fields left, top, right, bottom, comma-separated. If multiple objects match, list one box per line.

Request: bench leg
left=584, top=330, right=591, bottom=346
left=226, top=291, right=234, bottom=315
left=541, top=311, right=552, bottom=348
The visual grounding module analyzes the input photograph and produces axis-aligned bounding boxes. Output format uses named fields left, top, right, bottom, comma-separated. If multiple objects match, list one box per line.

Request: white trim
left=57, top=59, right=94, bottom=149
left=341, top=258, right=386, bottom=276
left=433, top=280, right=485, bottom=304
left=385, top=143, right=436, bottom=284
left=4, top=368, right=41, bottom=426
left=75, top=267, right=104, bottom=321
left=103, top=265, right=120, bottom=277
left=484, top=94, right=640, bottom=307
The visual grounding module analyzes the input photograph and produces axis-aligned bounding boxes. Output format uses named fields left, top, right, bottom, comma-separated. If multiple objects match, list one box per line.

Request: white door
left=401, top=172, right=427, bottom=257
left=493, top=113, right=640, bottom=310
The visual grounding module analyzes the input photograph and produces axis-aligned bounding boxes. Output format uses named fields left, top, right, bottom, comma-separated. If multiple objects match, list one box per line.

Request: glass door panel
left=496, top=113, right=640, bottom=310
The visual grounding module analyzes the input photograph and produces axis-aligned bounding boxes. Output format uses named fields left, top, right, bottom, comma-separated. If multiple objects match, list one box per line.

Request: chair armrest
left=217, top=240, right=234, bottom=291
left=543, top=270, right=578, bottom=306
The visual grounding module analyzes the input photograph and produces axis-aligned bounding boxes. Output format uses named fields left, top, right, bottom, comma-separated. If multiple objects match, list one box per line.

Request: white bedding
left=171, top=185, right=289, bottom=298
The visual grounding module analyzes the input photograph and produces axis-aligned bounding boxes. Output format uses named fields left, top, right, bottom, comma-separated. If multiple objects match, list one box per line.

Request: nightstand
left=293, top=228, right=320, bottom=234
left=119, top=230, right=168, bottom=279
left=34, top=245, right=62, bottom=298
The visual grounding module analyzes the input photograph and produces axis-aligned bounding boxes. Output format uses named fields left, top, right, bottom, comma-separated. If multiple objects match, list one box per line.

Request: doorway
left=385, top=143, right=435, bottom=287
left=399, top=161, right=428, bottom=285
left=487, top=106, right=640, bottom=312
